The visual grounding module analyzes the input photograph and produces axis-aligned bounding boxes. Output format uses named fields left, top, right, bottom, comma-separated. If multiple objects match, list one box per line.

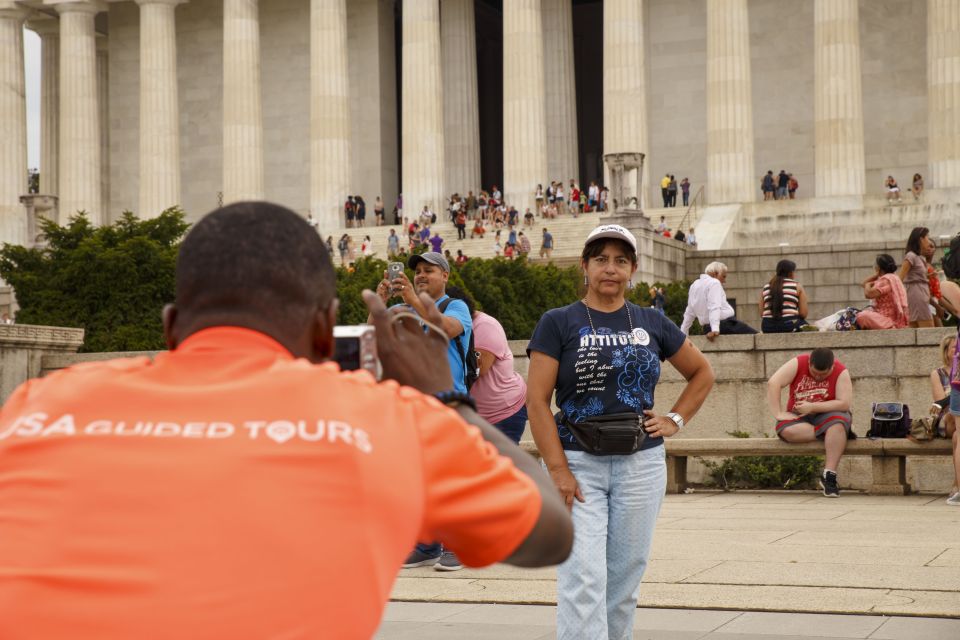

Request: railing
left=677, top=185, right=705, bottom=233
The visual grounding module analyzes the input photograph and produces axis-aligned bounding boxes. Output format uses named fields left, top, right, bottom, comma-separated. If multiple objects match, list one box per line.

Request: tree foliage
left=0, top=209, right=189, bottom=352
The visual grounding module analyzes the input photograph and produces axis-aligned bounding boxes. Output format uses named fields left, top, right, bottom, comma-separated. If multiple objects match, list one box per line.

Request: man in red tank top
left=767, top=348, right=853, bottom=497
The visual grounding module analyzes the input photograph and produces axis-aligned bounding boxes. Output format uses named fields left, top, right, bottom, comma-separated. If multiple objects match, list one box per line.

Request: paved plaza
left=386, top=490, right=960, bottom=637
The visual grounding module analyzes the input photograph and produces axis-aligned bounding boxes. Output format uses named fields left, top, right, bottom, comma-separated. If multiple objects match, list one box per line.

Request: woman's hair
left=905, top=226, right=929, bottom=255
left=581, top=238, right=638, bottom=266
left=876, top=253, right=898, bottom=274
left=445, top=285, right=477, bottom=317
left=941, top=334, right=957, bottom=367
left=767, top=259, right=796, bottom=319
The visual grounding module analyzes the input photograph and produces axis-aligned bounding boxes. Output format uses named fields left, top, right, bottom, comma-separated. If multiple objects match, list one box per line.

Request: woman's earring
left=583, top=275, right=588, bottom=286
left=627, top=279, right=634, bottom=290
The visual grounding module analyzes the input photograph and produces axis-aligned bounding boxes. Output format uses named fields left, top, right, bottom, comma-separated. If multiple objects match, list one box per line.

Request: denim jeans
left=494, top=404, right=528, bottom=444
left=555, top=446, right=667, bottom=640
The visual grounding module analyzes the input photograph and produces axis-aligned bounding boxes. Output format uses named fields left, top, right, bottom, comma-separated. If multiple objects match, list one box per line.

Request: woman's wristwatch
left=433, top=390, right=477, bottom=412
left=665, top=412, right=685, bottom=431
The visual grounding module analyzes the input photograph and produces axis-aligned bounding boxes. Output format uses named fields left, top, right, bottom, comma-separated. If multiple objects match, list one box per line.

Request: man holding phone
left=375, top=252, right=474, bottom=570
left=0, top=202, right=572, bottom=639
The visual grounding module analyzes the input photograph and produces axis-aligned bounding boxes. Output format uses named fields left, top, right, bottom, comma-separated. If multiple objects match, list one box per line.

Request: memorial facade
left=0, top=0, right=957, bottom=245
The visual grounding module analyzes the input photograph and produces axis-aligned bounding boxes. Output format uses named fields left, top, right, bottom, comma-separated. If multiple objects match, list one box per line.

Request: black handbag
left=562, top=411, right=647, bottom=455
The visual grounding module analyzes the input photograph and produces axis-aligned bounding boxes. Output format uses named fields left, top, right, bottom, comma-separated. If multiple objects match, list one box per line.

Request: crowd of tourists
left=761, top=169, right=799, bottom=200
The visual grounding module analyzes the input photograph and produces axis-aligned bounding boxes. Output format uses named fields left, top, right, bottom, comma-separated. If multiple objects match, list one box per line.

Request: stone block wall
left=0, top=325, right=85, bottom=405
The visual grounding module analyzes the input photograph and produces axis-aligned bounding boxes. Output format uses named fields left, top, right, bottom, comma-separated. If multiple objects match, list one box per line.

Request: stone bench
left=520, top=437, right=954, bottom=495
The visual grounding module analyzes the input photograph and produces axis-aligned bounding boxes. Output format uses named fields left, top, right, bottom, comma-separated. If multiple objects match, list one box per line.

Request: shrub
left=699, top=431, right=823, bottom=490
left=0, top=209, right=189, bottom=352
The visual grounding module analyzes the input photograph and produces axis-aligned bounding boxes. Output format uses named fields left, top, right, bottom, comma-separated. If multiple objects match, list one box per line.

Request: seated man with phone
left=373, top=251, right=474, bottom=571
left=0, top=202, right=572, bottom=639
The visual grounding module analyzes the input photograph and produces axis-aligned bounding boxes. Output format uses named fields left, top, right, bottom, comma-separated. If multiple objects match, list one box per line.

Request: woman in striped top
left=758, top=259, right=809, bottom=333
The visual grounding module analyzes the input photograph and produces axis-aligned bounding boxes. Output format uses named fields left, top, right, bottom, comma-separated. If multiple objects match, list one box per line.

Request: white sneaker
left=947, top=492, right=960, bottom=506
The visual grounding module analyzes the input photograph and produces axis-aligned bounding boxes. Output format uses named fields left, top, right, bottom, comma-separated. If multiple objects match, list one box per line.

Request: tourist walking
left=680, top=177, right=691, bottom=207
left=526, top=224, right=714, bottom=640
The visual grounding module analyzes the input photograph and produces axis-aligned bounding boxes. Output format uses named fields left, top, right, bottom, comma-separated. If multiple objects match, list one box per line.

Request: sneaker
left=820, top=470, right=840, bottom=498
left=947, top=492, right=960, bottom=506
left=402, top=549, right=441, bottom=569
left=434, top=550, right=464, bottom=572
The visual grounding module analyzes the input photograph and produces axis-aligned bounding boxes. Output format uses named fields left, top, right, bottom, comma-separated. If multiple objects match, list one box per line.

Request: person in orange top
left=0, top=202, right=572, bottom=640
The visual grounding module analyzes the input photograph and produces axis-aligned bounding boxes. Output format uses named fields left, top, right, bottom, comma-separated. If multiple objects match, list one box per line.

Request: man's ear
left=162, top=304, right=179, bottom=350
left=312, top=298, right=339, bottom=362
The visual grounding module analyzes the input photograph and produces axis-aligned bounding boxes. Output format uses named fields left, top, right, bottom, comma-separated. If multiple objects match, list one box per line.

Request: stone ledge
left=0, top=324, right=85, bottom=351
left=41, top=350, right=160, bottom=373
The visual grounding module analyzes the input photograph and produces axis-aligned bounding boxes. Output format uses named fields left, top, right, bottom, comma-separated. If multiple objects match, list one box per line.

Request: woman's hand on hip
left=547, top=465, right=584, bottom=511
left=643, top=410, right=680, bottom=438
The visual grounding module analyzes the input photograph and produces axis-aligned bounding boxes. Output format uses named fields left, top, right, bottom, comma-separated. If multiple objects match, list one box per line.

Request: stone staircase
left=322, top=210, right=610, bottom=263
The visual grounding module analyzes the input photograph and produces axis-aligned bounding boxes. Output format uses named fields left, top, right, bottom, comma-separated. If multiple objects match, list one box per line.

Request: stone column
left=928, top=0, right=960, bottom=188
left=441, top=0, right=480, bottom=198
left=137, top=0, right=183, bottom=217
left=0, top=2, right=29, bottom=246
left=402, top=0, right=445, bottom=216
left=543, top=0, right=578, bottom=186
left=814, top=0, right=865, bottom=197
left=503, top=0, right=547, bottom=214
left=51, top=1, right=105, bottom=225
left=310, top=0, right=350, bottom=230
left=705, top=0, right=755, bottom=205
left=603, top=0, right=647, bottom=207
left=97, top=35, right=109, bottom=221
left=28, top=16, right=60, bottom=197
left=223, top=0, right=264, bottom=203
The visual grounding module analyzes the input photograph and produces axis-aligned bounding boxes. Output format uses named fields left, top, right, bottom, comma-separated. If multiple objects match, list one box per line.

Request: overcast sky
left=25, top=28, right=40, bottom=171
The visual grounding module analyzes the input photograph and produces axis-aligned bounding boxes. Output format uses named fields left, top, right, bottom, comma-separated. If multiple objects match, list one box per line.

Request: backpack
left=867, top=402, right=910, bottom=438
left=943, top=232, right=960, bottom=279
left=437, top=297, right=479, bottom=391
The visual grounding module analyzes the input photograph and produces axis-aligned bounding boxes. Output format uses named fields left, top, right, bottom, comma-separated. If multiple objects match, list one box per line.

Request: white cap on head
left=584, top=224, right=638, bottom=252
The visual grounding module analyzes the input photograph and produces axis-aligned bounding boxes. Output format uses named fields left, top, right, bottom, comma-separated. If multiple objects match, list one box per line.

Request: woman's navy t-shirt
left=527, top=301, right=686, bottom=452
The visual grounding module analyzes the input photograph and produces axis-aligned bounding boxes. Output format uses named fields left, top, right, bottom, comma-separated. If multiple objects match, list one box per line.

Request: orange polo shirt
left=0, top=327, right=541, bottom=640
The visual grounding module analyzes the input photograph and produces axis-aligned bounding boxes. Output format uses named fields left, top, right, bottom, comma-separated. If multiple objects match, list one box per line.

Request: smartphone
left=387, top=262, right=405, bottom=295
left=333, top=325, right=379, bottom=379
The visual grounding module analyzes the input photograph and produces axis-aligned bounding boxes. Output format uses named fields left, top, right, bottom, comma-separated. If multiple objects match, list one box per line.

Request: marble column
left=137, top=0, right=183, bottom=217
left=928, top=0, right=960, bottom=188
left=441, top=0, right=480, bottom=198
left=223, top=0, right=264, bottom=203
left=28, top=16, right=59, bottom=197
left=814, top=0, right=865, bottom=197
left=705, top=0, right=755, bottom=205
left=52, top=1, right=105, bottom=225
left=0, top=2, right=29, bottom=246
left=401, top=0, right=445, bottom=215
left=97, top=36, right=109, bottom=221
left=603, top=0, right=647, bottom=207
left=503, top=0, right=547, bottom=214
left=310, top=0, right=350, bottom=230
left=543, top=0, right=578, bottom=186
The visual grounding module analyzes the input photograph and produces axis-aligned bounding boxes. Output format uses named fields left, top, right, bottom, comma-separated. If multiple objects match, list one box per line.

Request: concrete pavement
left=375, top=602, right=960, bottom=639
left=389, top=491, right=960, bottom=618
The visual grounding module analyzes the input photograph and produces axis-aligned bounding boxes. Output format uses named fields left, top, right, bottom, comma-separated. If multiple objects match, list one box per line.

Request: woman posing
left=526, top=225, right=714, bottom=639
left=759, top=260, right=809, bottom=333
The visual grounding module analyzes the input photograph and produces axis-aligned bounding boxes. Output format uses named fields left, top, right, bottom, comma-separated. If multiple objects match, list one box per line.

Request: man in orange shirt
left=0, top=202, right=572, bottom=639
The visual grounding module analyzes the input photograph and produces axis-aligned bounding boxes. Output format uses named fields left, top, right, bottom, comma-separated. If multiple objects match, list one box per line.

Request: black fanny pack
left=561, top=411, right=647, bottom=455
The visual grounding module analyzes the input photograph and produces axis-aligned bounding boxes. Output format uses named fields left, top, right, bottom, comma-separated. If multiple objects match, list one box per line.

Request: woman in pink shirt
left=447, top=287, right=528, bottom=443
left=856, top=254, right=909, bottom=330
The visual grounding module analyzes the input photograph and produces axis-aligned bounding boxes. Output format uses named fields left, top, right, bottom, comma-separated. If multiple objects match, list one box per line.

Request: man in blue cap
left=375, top=251, right=473, bottom=570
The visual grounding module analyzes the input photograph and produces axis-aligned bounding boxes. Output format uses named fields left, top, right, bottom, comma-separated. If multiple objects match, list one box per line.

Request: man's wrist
left=434, top=390, right=477, bottom=412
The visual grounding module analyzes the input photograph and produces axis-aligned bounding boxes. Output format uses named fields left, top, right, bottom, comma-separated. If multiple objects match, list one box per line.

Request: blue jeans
left=494, top=404, right=528, bottom=444
left=555, top=446, right=666, bottom=640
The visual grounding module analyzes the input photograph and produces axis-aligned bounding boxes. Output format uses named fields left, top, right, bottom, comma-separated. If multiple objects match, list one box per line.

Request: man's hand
left=793, top=399, right=816, bottom=415
left=706, top=331, right=719, bottom=342
left=363, top=290, right=452, bottom=395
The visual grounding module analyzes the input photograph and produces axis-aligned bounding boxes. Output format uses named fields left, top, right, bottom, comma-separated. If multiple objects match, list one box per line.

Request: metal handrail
left=677, top=185, right=705, bottom=233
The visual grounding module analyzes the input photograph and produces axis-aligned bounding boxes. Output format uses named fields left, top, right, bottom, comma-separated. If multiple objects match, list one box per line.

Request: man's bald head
left=168, top=201, right=336, bottom=355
